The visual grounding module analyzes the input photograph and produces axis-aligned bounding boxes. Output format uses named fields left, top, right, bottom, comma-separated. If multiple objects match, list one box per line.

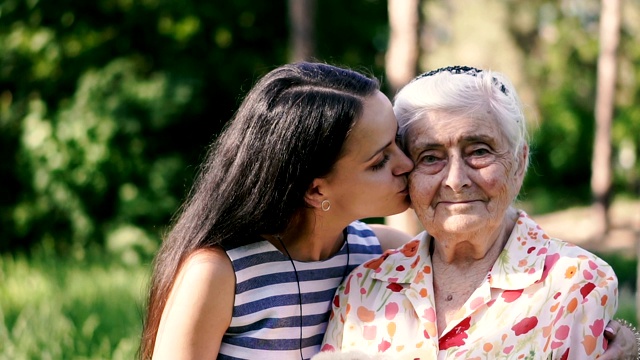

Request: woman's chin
left=436, top=214, right=487, bottom=233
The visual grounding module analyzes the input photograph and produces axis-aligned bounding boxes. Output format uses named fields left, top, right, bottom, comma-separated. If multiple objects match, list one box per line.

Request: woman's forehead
left=408, top=113, right=504, bottom=146
left=339, top=92, right=397, bottom=160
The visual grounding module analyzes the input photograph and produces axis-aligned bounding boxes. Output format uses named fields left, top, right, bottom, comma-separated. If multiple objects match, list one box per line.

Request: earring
left=321, top=200, right=331, bottom=212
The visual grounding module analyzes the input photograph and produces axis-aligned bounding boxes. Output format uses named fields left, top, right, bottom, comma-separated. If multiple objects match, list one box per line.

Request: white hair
left=394, top=67, right=530, bottom=171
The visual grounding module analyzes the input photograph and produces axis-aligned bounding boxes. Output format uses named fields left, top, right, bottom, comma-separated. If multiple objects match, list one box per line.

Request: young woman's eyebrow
left=365, top=140, right=393, bottom=162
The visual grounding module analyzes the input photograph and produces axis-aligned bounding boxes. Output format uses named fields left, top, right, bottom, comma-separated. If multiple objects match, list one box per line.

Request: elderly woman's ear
left=515, top=143, right=529, bottom=178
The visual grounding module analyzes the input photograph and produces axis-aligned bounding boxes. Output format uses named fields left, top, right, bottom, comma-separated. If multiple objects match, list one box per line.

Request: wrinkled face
left=406, top=111, right=526, bottom=237
left=322, top=90, right=414, bottom=221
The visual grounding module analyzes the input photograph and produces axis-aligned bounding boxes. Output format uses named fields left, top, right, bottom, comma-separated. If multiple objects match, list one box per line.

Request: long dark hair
left=139, top=62, right=379, bottom=358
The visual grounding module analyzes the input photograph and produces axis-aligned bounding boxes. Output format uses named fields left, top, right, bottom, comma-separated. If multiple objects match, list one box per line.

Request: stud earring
left=321, top=200, right=331, bottom=212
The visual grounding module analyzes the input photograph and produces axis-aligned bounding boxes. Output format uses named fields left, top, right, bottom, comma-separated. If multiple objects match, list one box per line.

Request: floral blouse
left=321, top=211, right=618, bottom=359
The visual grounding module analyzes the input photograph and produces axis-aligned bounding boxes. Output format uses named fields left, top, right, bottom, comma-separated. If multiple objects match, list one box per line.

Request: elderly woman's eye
left=421, top=155, right=439, bottom=163
left=471, top=148, right=490, bottom=156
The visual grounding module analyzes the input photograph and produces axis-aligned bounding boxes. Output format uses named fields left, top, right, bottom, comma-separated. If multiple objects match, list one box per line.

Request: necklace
left=275, top=229, right=350, bottom=360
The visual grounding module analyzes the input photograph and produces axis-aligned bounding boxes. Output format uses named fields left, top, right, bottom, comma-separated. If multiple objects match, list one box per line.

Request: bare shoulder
left=369, top=224, right=414, bottom=251
left=180, top=246, right=235, bottom=281
left=169, top=246, right=237, bottom=310
left=168, top=246, right=236, bottom=296
left=153, top=246, right=235, bottom=359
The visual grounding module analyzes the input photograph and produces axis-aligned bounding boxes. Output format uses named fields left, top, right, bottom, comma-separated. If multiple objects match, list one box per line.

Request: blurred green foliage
left=507, top=0, right=640, bottom=210
left=0, top=0, right=388, bottom=255
left=0, top=252, right=148, bottom=358
left=596, top=251, right=638, bottom=293
left=1, top=0, right=639, bottom=255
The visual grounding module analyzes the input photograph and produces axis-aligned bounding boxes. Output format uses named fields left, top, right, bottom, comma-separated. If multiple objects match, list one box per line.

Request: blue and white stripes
left=219, top=221, right=382, bottom=360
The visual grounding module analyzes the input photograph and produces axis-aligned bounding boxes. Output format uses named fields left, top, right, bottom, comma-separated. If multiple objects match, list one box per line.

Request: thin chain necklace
left=275, top=229, right=350, bottom=360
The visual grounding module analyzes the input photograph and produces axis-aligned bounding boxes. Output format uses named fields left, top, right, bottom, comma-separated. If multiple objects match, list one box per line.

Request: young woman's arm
left=152, top=247, right=235, bottom=360
left=370, top=224, right=414, bottom=251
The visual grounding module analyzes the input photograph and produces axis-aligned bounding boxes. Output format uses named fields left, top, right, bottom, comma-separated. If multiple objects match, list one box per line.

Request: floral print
left=321, top=211, right=618, bottom=359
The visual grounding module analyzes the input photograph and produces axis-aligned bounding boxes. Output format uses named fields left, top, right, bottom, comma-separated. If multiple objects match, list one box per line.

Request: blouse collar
left=368, top=210, right=551, bottom=291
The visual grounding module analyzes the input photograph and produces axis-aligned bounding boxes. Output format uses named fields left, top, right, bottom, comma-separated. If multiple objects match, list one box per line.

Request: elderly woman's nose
left=444, top=156, right=470, bottom=191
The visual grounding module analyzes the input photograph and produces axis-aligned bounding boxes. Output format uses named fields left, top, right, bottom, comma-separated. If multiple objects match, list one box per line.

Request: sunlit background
left=0, top=0, right=638, bottom=358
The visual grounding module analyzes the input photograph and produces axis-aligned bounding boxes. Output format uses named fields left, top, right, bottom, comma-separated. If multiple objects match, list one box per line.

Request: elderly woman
left=319, top=66, right=620, bottom=359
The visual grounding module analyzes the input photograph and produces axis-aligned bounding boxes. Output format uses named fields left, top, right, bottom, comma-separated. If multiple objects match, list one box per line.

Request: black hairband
left=412, top=65, right=509, bottom=95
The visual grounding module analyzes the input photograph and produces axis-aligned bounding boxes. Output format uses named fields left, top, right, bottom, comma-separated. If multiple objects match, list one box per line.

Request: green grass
left=617, top=287, right=638, bottom=326
left=0, top=252, right=150, bottom=359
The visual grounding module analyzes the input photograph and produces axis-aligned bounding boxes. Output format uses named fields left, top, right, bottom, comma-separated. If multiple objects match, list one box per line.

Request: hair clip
left=412, top=65, right=508, bottom=95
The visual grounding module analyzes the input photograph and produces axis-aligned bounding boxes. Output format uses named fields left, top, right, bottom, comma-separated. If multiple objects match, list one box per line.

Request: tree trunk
left=288, top=0, right=316, bottom=62
left=385, top=0, right=420, bottom=94
left=384, top=0, right=422, bottom=236
left=591, top=0, right=620, bottom=239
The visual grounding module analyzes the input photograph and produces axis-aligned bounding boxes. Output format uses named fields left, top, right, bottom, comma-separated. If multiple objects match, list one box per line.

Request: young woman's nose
left=392, top=148, right=414, bottom=176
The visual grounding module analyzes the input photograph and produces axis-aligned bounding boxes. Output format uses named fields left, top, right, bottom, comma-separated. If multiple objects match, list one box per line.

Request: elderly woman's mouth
left=438, top=200, right=480, bottom=205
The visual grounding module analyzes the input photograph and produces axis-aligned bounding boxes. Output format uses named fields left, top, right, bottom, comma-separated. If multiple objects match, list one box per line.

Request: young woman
left=139, top=62, right=414, bottom=359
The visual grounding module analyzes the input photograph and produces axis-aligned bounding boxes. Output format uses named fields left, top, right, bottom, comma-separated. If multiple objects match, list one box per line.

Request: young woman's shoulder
left=153, top=246, right=235, bottom=359
left=172, top=247, right=236, bottom=295
left=182, top=246, right=236, bottom=280
left=369, top=224, right=415, bottom=251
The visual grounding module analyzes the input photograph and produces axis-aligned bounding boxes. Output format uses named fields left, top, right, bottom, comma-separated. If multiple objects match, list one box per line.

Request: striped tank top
left=218, top=220, right=382, bottom=360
